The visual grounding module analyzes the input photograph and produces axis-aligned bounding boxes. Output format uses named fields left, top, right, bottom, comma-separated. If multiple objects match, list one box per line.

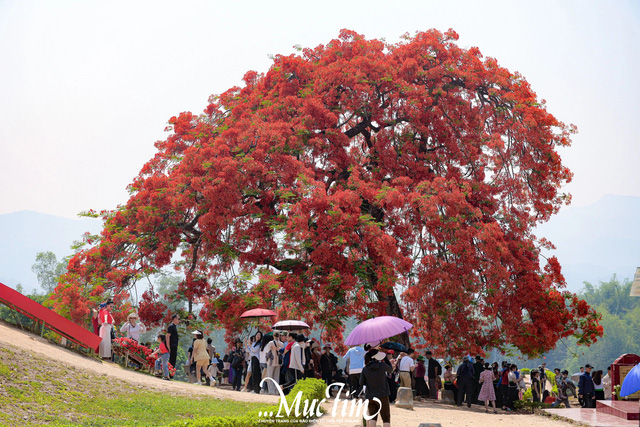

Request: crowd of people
left=92, top=304, right=614, bottom=419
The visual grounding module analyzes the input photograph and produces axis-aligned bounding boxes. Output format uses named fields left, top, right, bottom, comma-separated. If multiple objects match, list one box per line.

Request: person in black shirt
left=230, top=340, right=245, bottom=391
left=472, top=356, right=483, bottom=404
left=360, top=348, right=395, bottom=427
left=166, top=314, right=180, bottom=368
left=320, top=344, right=337, bottom=395
left=531, top=369, right=541, bottom=402
left=426, top=351, right=442, bottom=399
left=456, top=356, right=475, bottom=407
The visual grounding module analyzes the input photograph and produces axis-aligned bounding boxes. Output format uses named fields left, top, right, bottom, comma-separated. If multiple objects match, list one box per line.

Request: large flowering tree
left=50, top=29, right=602, bottom=357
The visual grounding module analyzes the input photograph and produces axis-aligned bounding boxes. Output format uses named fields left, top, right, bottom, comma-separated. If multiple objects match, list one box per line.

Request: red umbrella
left=240, top=308, right=277, bottom=319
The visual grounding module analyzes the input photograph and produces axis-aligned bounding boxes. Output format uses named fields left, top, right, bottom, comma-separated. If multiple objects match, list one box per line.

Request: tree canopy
left=50, top=29, right=602, bottom=356
left=32, top=251, right=67, bottom=294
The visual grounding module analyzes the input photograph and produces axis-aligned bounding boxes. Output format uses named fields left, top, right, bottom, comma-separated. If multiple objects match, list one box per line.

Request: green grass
left=0, top=342, right=268, bottom=426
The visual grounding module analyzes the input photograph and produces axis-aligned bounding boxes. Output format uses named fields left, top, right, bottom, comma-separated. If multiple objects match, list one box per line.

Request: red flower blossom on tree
left=49, top=29, right=601, bottom=357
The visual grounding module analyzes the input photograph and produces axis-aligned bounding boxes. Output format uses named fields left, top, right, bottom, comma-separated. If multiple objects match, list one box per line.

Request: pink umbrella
left=240, top=308, right=277, bottom=319
left=344, top=316, right=413, bottom=346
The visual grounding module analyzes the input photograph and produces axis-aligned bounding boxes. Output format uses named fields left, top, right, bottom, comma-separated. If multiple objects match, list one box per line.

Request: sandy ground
left=0, top=321, right=575, bottom=426
left=315, top=398, right=576, bottom=426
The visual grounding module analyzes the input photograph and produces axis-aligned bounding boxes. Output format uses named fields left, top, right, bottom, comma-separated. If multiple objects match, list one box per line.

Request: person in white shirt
left=283, top=334, right=306, bottom=390
left=398, top=349, right=416, bottom=389
left=265, top=332, right=284, bottom=395
left=120, top=312, right=146, bottom=342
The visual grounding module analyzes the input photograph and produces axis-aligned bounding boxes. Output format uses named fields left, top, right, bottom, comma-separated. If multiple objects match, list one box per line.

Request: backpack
left=231, top=353, right=243, bottom=369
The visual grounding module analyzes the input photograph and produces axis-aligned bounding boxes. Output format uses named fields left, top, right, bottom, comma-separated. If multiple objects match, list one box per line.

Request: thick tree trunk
left=375, top=288, right=412, bottom=349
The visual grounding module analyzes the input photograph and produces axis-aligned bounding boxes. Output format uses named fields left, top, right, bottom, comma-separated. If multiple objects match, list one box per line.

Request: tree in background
left=31, top=251, right=67, bottom=295
left=509, top=276, right=637, bottom=373
left=49, top=29, right=602, bottom=356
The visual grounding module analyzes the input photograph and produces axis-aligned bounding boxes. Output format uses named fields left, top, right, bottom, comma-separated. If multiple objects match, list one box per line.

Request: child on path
left=152, top=334, right=171, bottom=380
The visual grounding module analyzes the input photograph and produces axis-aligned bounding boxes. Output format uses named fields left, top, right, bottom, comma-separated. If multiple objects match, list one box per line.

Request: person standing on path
left=191, top=330, right=210, bottom=385
left=426, top=351, right=442, bottom=399
left=540, top=363, right=548, bottom=394
left=344, top=345, right=366, bottom=398
left=152, top=334, right=171, bottom=380
left=478, top=362, right=497, bottom=413
left=579, top=364, right=596, bottom=408
left=265, top=332, right=283, bottom=395
left=592, top=369, right=605, bottom=401
left=230, top=340, right=245, bottom=391
left=91, top=302, right=105, bottom=335
left=98, top=299, right=115, bottom=360
left=472, top=356, right=483, bottom=404
left=414, top=356, right=429, bottom=399
left=283, top=334, right=305, bottom=391
left=456, top=356, right=475, bottom=407
left=603, top=367, right=612, bottom=400
left=166, top=314, right=180, bottom=369
left=531, top=369, right=541, bottom=402
left=360, top=348, right=395, bottom=427
left=398, top=349, right=415, bottom=389
left=250, top=331, right=264, bottom=393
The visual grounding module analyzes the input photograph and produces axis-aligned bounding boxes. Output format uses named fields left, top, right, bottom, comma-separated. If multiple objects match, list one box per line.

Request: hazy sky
left=1, top=0, right=639, bottom=219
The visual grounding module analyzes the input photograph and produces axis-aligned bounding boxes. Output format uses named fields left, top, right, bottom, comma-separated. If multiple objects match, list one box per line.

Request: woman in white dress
left=98, top=299, right=115, bottom=359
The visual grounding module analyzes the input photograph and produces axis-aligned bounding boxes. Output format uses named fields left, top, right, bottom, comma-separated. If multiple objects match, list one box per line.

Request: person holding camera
left=120, top=312, right=146, bottom=342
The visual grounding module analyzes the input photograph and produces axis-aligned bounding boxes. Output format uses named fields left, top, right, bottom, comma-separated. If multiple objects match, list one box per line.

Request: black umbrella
left=381, top=341, right=407, bottom=353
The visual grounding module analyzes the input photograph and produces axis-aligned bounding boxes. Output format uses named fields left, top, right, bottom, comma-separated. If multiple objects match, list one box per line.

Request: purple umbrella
left=344, top=316, right=413, bottom=346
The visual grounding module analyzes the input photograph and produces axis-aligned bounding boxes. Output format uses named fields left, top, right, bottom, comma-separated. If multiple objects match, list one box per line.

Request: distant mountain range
left=536, top=194, right=640, bottom=290
left=1, top=194, right=638, bottom=294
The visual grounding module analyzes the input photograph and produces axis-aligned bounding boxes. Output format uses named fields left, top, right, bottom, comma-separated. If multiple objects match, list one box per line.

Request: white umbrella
left=272, top=320, right=310, bottom=331
left=571, top=373, right=582, bottom=383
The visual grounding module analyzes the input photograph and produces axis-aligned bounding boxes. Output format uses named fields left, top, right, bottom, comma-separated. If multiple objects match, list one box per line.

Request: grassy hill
left=0, top=339, right=264, bottom=426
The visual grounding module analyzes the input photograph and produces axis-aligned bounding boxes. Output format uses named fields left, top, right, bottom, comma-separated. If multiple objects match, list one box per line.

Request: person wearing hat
left=414, top=355, right=430, bottom=399
left=91, top=302, right=106, bottom=335
left=98, top=299, right=115, bottom=360
left=320, top=344, right=337, bottom=394
left=360, top=348, right=395, bottom=427
left=310, top=341, right=322, bottom=379
left=578, top=364, right=595, bottom=407
left=191, top=330, right=210, bottom=385
left=120, top=312, right=147, bottom=342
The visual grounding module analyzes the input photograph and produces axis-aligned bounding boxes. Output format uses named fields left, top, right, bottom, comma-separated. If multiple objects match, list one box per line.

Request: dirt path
left=0, top=321, right=575, bottom=426
left=0, top=321, right=278, bottom=404
left=317, top=398, right=576, bottom=426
